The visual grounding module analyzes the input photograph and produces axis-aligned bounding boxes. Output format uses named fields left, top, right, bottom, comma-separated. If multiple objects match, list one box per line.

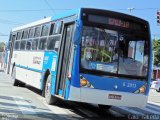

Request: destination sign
left=88, top=14, right=130, bottom=28
left=108, top=18, right=130, bottom=28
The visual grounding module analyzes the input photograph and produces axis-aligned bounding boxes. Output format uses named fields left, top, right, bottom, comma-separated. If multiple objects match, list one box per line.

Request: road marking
left=143, top=107, right=160, bottom=114
left=77, top=108, right=99, bottom=117
left=148, top=101, right=160, bottom=107
left=42, top=100, right=68, bottom=115
left=147, top=104, right=160, bottom=111
left=109, top=109, right=124, bottom=117
left=117, top=107, right=144, bottom=115
left=13, top=96, right=37, bottom=115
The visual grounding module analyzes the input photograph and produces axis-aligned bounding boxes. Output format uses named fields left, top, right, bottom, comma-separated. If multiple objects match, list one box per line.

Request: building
left=152, top=65, right=160, bottom=80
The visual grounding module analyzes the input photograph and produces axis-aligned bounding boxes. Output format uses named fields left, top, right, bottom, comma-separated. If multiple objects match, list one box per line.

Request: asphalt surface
left=0, top=71, right=160, bottom=120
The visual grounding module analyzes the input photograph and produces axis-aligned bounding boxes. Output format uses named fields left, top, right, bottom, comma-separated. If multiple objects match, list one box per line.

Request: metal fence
left=0, top=52, right=5, bottom=70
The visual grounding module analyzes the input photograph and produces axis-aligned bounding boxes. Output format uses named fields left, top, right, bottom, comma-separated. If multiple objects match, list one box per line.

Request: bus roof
left=12, top=17, right=51, bottom=32
left=11, top=9, right=79, bottom=32
left=11, top=8, right=148, bottom=32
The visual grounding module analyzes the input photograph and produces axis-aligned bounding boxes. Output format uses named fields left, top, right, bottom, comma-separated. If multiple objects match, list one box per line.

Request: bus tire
left=98, top=104, right=111, bottom=110
left=11, top=67, right=19, bottom=86
left=156, top=88, right=160, bottom=92
left=45, top=75, right=57, bottom=105
left=18, top=81, right=26, bottom=87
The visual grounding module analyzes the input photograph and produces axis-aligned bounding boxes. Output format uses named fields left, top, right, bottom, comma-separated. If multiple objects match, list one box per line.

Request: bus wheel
left=11, top=67, right=19, bottom=86
left=45, top=75, right=57, bottom=105
left=156, top=88, right=160, bottom=92
left=98, top=104, right=111, bottom=110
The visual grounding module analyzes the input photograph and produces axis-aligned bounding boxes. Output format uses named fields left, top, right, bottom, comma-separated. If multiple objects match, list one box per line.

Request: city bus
left=5, top=8, right=152, bottom=108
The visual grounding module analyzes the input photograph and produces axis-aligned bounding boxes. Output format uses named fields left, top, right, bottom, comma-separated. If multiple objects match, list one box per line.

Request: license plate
left=108, top=94, right=122, bottom=100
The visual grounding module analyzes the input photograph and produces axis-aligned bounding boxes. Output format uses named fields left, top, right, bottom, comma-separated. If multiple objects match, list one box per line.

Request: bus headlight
left=80, top=79, right=87, bottom=86
left=139, top=86, right=146, bottom=93
left=134, top=85, right=146, bottom=94
left=80, top=76, right=94, bottom=88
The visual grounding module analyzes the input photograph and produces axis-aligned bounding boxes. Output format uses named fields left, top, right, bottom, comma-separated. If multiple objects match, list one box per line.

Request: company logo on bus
left=33, top=56, right=41, bottom=65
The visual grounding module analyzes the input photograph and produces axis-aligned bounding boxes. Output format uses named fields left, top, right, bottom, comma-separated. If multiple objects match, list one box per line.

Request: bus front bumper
left=69, top=85, right=148, bottom=108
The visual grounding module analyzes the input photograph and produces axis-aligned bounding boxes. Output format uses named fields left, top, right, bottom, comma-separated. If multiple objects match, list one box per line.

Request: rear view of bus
left=69, top=8, right=151, bottom=108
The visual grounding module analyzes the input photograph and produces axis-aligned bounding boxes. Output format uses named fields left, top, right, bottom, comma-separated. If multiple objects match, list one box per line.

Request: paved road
left=0, top=71, right=120, bottom=120
left=1, top=71, right=160, bottom=120
left=0, top=71, right=77, bottom=120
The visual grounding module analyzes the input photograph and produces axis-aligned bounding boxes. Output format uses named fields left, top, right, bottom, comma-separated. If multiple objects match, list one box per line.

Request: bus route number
left=123, top=82, right=136, bottom=88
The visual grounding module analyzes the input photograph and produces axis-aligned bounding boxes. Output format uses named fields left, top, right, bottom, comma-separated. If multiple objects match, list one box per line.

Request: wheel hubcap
left=46, top=81, right=51, bottom=98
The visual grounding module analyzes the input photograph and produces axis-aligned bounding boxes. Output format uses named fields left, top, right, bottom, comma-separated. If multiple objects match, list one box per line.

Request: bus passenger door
left=56, top=23, right=75, bottom=97
left=7, top=34, right=16, bottom=74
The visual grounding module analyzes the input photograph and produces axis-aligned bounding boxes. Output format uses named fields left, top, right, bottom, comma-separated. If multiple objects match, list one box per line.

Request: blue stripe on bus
left=81, top=73, right=146, bottom=93
left=58, top=89, right=63, bottom=96
left=64, top=79, right=70, bottom=100
left=51, top=75, right=56, bottom=95
left=63, top=17, right=82, bottom=99
left=15, top=64, right=43, bottom=73
left=145, top=35, right=152, bottom=96
left=74, top=19, right=83, bottom=45
left=41, top=51, right=58, bottom=95
left=71, top=45, right=80, bottom=87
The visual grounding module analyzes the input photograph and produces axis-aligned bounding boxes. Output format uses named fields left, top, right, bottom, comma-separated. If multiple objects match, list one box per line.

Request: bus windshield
left=81, top=26, right=149, bottom=77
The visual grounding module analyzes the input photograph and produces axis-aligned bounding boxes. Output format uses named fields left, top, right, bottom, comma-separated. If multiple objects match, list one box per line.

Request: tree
left=0, top=42, right=5, bottom=52
left=152, top=39, right=160, bottom=66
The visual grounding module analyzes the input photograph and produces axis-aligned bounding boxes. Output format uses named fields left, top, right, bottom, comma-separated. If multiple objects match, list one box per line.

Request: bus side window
left=47, top=35, right=61, bottom=51
left=14, top=41, right=20, bottom=50
left=20, top=40, right=26, bottom=50
left=34, top=26, right=41, bottom=38
left=53, top=21, right=62, bottom=35
left=16, top=31, right=22, bottom=40
left=32, top=39, right=39, bottom=50
left=49, top=23, right=54, bottom=35
left=41, top=24, right=50, bottom=36
left=26, top=39, right=32, bottom=50
left=28, top=28, right=35, bottom=38
left=22, top=30, right=28, bottom=40
left=38, top=37, right=47, bottom=50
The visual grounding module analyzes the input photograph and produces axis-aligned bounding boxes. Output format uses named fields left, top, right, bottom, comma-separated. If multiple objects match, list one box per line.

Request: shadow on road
left=0, top=70, right=4, bottom=72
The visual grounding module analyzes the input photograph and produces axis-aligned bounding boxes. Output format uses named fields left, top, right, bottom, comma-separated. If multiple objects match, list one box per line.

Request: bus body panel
left=12, top=50, right=59, bottom=91
left=5, top=8, right=151, bottom=108
left=70, top=45, right=80, bottom=87
left=69, top=85, right=147, bottom=108
left=41, top=51, right=58, bottom=94
left=42, top=51, right=58, bottom=75
left=64, top=78, right=71, bottom=100
left=81, top=73, right=146, bottom=94
left=12, top=51, right=44, bottom=89
left=73, top=19, right=83, bottom=45
left=145, top=32, right=152, bottom=96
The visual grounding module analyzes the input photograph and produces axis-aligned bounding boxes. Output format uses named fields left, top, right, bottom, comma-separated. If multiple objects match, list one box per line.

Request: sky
left=0, top=0, right=160, bottom=43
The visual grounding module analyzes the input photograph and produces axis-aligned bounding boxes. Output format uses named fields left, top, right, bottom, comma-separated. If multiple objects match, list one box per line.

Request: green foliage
left=152, top=39, right=160, bottom=66
left=0, top=42, right=5, bottom=52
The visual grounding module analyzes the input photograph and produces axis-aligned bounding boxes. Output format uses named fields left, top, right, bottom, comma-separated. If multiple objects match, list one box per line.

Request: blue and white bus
left=6, top=8, right=152, bottom=108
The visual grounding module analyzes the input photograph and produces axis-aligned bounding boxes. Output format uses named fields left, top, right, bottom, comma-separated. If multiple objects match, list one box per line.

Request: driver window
left=128, top=41, right=136, bottom=58
left=135, top=41, right=144, bottom=63
left=81, top=26, right=118, bottom=73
